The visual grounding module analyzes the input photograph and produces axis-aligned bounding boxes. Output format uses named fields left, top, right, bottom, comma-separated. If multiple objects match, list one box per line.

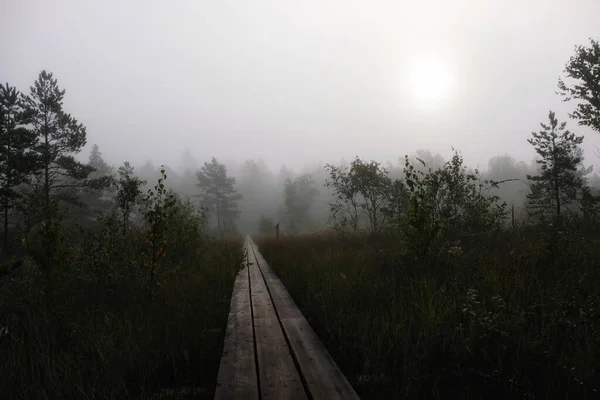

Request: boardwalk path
left=214, top=236, right=360, bottom=400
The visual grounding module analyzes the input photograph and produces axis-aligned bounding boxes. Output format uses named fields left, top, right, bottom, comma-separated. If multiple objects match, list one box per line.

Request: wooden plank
left=248, top=237, right=361, bottom=400
left=247, top=243, right=308, bottom=400
left=280, top=318, right=360, bottom=400
left=214, top=266, right=259, bottom=400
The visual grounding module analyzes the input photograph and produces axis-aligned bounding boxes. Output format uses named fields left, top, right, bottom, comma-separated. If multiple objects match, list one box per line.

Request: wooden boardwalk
left=214, top=236, right=360, bottom=400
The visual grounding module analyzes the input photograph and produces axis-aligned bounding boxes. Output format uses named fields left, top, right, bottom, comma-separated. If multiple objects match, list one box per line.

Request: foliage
left=283, top=174, right=318, bottom=232
left=325, top=158, right=392, bottom=236
left=0, top=83, right=37, bottom=251
left=526, top=111, right=587, bottom=219
left=196, top=157, right=242, bottom=235
left=115, top=161, right=145, bottom=235
left=73, top=144, right=115, bottom=225
left=0, top=226, right=242, bottom=399
left=88, top=144, right=111, bottom=176
left=325, top=162, right=361, bottom=235
left=558, top=38, right=600, bottom=133
left=20, top=71, right=98, bottom=270
left=257, top=228, right=600, bottom=399
left=22, top=71, right=93, bottom=220
left=400, top=150, right=506, bottom=261
left=142, top=166, right=177, bottom=297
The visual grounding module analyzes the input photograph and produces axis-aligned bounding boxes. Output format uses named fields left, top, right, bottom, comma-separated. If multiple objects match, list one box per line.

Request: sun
left=406, top=55, right=455, bottom=109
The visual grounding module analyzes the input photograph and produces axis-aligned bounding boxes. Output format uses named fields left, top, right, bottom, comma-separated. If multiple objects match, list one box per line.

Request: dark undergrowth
left=257, top=227, right=600, bottom=399
left=0, top=231, right=243, bottom=400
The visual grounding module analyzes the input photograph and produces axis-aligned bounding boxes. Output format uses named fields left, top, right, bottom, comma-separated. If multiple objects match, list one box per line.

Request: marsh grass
left=0, top=234, right=242, bottom=399
left=258, top=228, right=600, bottom=399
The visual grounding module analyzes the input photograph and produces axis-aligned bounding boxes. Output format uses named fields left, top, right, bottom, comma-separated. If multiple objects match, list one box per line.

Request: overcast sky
left=1, top=0, right=599, bottom=171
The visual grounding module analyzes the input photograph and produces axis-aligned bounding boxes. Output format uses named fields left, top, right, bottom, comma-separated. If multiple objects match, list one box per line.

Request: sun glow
left=406, top=55, right=455, bottom=109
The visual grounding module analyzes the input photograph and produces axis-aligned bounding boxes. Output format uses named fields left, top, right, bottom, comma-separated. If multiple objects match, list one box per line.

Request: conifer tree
left=22, top=71, right=94, bottom=216
left=115, top=161, right=145, bottom=235
left=80, top=144, right=114, bottom=219
left=526, top=111, right=587, bottom=218
left=196, top=157, right=242, bottom=235
left=0, top=83, right=37, bottom=251
left=22, top=70, right=93, bottom=269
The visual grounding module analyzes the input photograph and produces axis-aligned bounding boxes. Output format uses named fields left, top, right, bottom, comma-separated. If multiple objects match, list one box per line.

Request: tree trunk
left=43, top=119, right=52, bottom=271
left=3, top=195, right=8, bottom=252
left=216, top=197, right=222, bottom=236
left=3, top=140, right=12, bottom=253
left=554, top=171, right=561, bottom=216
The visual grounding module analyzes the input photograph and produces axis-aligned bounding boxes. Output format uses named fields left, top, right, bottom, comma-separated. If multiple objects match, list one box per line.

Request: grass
left=0, top=231, right=243, bottom=399
left=257, top=228, right=600, bottom=399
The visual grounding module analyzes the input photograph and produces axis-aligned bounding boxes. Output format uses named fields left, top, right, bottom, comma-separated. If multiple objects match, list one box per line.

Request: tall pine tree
left=0, top=83, right=37, bottom=251
left=196, top=157, right=242, bottom=236
left=115, top=161, right=145, bottom=235
left=82, top=144, right=114, bottom=219
left=22, top=71, right=93, bottom=269
left=526, top=111, right=587, bottom=219
left=23, top=71, right=93, bottom=218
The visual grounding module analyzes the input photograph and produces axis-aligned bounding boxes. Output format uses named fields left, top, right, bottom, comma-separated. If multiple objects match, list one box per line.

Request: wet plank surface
left=214, top=259, right=258, bottom=400
left=214, top=237, right=360, bottom=400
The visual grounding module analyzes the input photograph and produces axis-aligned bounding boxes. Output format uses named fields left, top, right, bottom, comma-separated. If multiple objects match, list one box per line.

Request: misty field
left=257, top=229, right=600, bottom=399
left=1, top=5, right=600, bottom=399
left=0, top=232, right=243, bottom=399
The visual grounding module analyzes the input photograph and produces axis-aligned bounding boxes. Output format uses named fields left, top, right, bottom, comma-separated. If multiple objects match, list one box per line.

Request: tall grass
left=257, top=228, right=600, bottom=399
left=0, top=231, right=243, bottom=399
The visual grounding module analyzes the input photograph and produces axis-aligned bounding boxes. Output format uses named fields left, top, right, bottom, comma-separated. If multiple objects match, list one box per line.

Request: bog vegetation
left=256, top=39, right=600, bottom=399
left=0, top=72, right=244, bottom=399
left=0, top=38, right=598, bottom=398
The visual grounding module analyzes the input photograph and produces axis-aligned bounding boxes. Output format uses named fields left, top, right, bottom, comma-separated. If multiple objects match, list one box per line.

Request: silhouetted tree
left=115, top=161, right=145, bottom=235
left=76, top=144, right=114, bottom=222
left=89, top=144, right=111, bottom=176
left=326, top=158, right=391, bottom=236
left=283, top=175, right=318, bottom=232
left=325, top=163, right=361, bottom=234
left=0, top=83, right=37, bottom=251
left=196, top=157, right=241, bottom=235
left=401, top=151, right=506, bottom=259
left=526, top=111, right=587, bottom=219
left=22, top=70, right=93, bottom=270
left=558, top=38, right=600, bottom=133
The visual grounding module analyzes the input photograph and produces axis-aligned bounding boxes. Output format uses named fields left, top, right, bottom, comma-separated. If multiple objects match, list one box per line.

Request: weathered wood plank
left=248, top=238, right=361, bottom=400
left=214, top=266, right=258, bottom=400
left=280, top=318, right=360, bottom=400
left=247, top=244, right=308, bottom=400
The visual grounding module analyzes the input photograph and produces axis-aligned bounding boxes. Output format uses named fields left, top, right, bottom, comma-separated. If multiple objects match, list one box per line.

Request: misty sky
left=1, top=0, right=599, bottom=172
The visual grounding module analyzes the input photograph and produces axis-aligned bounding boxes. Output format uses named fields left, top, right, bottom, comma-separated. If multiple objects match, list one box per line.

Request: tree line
left=1, top=38, right=598, bottom=258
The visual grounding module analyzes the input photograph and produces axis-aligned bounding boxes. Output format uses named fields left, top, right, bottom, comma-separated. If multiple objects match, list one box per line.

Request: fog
left=2, top=0, right=600, bottom=233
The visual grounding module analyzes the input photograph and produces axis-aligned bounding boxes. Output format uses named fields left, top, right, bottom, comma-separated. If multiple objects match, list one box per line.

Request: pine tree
left=115, top=161, right=145, bottom=235
left=22, top=71, right=93, bottom=269
left=0, top=83, right=38, bottom=251
left=66, top=144, right=115, bottom=227
left=196, top=157, right=242, bottom=236
left=526, top=111, right=587, bottom=219
left=22, top=71, right=94, bottom=215
left=89, top=144, right=111, bottom=176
